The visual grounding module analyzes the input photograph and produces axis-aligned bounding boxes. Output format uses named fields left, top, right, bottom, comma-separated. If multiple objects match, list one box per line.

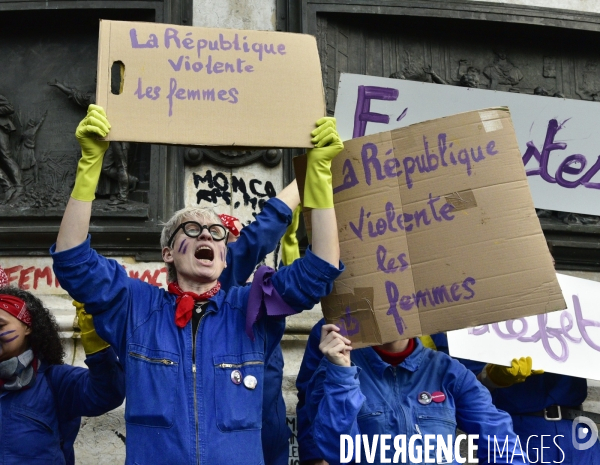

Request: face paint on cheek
left=178, top=238, right=188, bottom=254
left=0, top=330, right=18, bottom=343
left=221, top=249, right=224, bottom=262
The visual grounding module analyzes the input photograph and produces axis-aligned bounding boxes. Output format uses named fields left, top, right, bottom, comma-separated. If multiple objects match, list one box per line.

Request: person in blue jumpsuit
left=419, top=331, right=600, bottom=464
left=461, top=354, right=600, bottom=464
left=298, top=319, right=528, bottom=465
left=0, top=285, right=125, bottom=465
left=219, top=193, right=301, bottom=465
left=51, top=104, right=344, bottom=464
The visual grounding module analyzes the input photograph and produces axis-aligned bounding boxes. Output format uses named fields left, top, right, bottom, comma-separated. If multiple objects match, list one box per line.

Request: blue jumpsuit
left=51, top=234, right=342, bottom=464
left=429, top=332, right=600, bottom=464
left=0, top=348, right=125, bottom=465
left=299, top=319, right=527, bottom=465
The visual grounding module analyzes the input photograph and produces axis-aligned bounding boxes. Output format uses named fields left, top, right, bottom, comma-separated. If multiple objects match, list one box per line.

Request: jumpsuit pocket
left=10, top=407, right=58, bottom=459
left=125, top=343, right=180, bottom=427
left=214, top=352, right=264, bottom=432
left=356, top=403, right=388, bottom=436
left=415, top=407, right=457, bottom=464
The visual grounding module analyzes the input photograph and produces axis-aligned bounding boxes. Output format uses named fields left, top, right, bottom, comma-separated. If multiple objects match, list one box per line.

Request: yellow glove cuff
left=281, top=205, right=302, bottom=266
left=304, top=158, right=334, bottom=209
left=73, top=300, right=110, bottom=355
left=71, top=156, right=104, bottom=202
left=80, top=329, right=110, bottom=355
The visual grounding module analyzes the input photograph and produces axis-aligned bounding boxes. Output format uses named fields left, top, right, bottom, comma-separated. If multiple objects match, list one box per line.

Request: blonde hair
left=160, top=206, right=222, bottom=283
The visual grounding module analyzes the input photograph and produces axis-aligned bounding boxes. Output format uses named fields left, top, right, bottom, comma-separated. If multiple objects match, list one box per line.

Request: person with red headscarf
left=0, top=274, right=125, bottom=465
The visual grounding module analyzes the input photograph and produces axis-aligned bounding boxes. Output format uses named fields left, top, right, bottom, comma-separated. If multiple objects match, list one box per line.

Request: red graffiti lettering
left=18, top=267, right=35, bottom=290
left=34, top=267, right=53, bottom=289
left=157, top=267, right=167, bottom=288
left=4, top=266, right=22, bottom=285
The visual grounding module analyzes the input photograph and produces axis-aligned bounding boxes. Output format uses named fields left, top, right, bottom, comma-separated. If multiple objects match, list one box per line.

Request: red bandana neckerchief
left=168, top=281, right=221, bottom=328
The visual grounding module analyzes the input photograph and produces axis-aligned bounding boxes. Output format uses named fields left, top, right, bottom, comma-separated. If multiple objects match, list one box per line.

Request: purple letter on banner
left=353, top=86, right=399, bottom=138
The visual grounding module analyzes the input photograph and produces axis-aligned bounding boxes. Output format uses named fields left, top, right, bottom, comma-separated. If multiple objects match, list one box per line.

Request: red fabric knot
left=168, top=281, right=221, bottom=328
left=218, top=213, right=240, bottom=237
left=0, top=294, right=32, bottom=326
left=0, top=266, right=7, bottom=287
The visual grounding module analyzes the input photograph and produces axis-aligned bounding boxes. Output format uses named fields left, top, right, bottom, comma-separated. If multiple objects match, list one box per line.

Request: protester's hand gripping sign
left=96, top=20, right=325, bottom=148
left=297, top=108, right=565, bottom=347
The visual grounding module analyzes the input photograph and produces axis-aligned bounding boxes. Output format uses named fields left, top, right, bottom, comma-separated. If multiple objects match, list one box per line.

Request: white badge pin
left=243, top=375, right=258, bottom=390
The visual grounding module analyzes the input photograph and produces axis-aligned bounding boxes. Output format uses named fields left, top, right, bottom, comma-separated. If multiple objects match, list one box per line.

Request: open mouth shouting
left=195, top=245, right=214, bottom=264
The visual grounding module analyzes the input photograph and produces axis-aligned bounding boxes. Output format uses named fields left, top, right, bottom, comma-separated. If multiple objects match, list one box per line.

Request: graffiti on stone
left=192, top=169, right=276, bottom=217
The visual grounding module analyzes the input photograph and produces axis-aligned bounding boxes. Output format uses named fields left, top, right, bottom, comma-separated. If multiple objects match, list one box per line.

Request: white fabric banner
left=334, top=73, right=600, bottom=215
left=447, top=273, right=600, bottom=380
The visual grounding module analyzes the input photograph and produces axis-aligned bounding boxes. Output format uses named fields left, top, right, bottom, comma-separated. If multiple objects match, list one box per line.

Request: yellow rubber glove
left=281, top=205, right=302, bottom=266
left=73, top=301, right=110, bottom=355
left=419, top=335, right=437, bottom=350
left=71, top=104, right=111, bottom=201
left=484, top=356, right=544, bottom=388
left=303, top=117, right=344, bottom=209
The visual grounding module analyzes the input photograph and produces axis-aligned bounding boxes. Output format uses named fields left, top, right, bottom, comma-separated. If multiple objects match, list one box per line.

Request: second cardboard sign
left=296, top=107, right=565, bottom=347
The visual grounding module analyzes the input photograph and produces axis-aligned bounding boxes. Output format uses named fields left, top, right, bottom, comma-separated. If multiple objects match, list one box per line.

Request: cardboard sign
left=96, top=20, right=325, bottom=147
left=295, top=108, right=565, bottom=347
left=447, top=274, right=600, bottom=381
left=334, top=73, right=600, bottom=216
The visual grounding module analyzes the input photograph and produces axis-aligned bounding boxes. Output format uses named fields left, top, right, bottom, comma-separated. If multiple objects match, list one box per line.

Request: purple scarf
left=246, top=266, right=298, bottom=341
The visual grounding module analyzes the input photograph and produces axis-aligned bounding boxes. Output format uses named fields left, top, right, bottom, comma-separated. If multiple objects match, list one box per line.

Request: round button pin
left=230, top=370, right=242, bottom=385
left=243, top=375, right=258, bottom=390
left=418, top=391, right=432, bottom=405
left=431, top=391, right=446, bottom=403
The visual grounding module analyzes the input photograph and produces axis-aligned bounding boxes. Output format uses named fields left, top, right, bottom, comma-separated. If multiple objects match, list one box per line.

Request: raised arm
left=304, top=117, right=342, bottom=267
left=55, top=104, right=110, bottom=252
left=222, top=183, right=297, bottom=288
left=306, top=324, right=363, bottom=465
left=49, top=347, right=125, bottom=419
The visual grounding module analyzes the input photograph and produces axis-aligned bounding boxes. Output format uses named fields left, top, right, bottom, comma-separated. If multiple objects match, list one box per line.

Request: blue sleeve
left=296, top=319, right=326, bottom=462
left=271, top=247, right=343, bottom=312
left=48, top=348, right=125, bottom=419
left=221, top=198, right=292, bottom=290
left=453, top=365, right=528, bottom=465
left=51, top=236, right=161, bottom=357
left=307, top=358, right=365, bottom=465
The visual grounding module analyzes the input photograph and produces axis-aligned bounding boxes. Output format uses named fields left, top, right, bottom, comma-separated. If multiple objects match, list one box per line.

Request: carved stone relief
left=48, top=80, right=140, bottom=205
left=0, top=12, right=152, bottom=214
left=183, top=147, right=283, bottom=168
left=316, top=13, right=594, bottom=109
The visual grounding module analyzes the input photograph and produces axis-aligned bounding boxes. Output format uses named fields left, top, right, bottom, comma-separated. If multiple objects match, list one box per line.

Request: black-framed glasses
left=168, top=221, right=228, bottom=247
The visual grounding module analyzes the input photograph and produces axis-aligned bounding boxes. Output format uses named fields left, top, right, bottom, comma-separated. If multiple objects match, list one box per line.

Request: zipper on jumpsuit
left=393, top=366, right=419, bottom=452
left=192, top=313, right=207, bottom=465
